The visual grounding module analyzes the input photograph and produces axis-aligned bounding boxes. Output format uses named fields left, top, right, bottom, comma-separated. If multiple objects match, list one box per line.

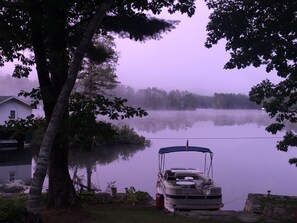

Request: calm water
left=82, top=109, right=297, bottom=210
left=3, top=109, right=296, bottom=211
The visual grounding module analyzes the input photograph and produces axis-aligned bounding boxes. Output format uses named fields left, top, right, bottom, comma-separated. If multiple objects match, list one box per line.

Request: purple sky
left=0, top=1, right=281, bottom=96
left=115, top=1, right=282, bottom=95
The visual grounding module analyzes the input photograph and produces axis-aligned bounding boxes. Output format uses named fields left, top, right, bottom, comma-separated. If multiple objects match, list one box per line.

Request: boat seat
left=175, top=172, right=199, bottom=179
left=164, top=170, right=176, bottom=181
left=167, top=176, right=176, bottom=181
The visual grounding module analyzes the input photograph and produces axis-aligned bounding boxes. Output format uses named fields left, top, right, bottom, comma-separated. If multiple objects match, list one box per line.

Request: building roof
left=0, top=96, right=31, bottom=108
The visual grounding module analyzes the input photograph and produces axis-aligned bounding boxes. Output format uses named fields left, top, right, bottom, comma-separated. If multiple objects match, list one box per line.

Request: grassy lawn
left=2, top=194, right=217, bottom=223
left=0, top=193, right=265, bottom=223
left=1, top=192, right=296, bottom=222
left=42, top=204, right=227, bottom=223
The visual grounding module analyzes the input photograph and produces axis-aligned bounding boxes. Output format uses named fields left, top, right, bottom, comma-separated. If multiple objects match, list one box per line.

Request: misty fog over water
left=91, top=109, right=296, bottom=210
left=4, top=106, right=297, bottom=211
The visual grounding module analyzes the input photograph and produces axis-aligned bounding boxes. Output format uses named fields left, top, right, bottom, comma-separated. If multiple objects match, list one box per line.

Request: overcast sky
left=115, top=1, right=282, bottom=95
left=0, top=1, right=282, bottom=96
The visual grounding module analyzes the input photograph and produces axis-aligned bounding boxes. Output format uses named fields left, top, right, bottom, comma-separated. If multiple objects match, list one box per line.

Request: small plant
left=105, top=181, right=116, bottom=193
left=124, top=186, right=149, bottom=205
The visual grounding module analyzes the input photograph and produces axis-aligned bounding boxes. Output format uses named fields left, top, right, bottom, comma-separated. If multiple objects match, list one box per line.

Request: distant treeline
left=109, top=85, right=260, bottom=110
left=0, top=74, right=259, bottom=110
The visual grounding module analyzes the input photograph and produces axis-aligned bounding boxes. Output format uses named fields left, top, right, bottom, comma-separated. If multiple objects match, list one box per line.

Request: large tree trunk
left=48, top=139, right=77, bottom=207
left=28, top=0, right=76, bottom=208
left=27, top=0, right=55, bottom=119
left=27, top=1, right=113, bottom=219
left=43, top=1, right=76, bottom=208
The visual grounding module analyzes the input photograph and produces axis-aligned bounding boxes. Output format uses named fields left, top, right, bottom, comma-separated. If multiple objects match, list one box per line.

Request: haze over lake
left=68, top=109, right=296, bottom=210
left=8, top=109, right=295, bottom=210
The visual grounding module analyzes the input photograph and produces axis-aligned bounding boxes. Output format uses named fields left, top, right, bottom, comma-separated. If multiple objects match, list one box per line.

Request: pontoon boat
left=156, top=146, right=223, bottom=212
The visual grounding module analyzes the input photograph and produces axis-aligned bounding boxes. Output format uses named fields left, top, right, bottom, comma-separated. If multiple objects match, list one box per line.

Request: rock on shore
left=173, top=193, right=297, bottom=222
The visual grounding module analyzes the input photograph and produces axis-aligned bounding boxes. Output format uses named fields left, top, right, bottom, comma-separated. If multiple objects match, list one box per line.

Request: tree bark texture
left=28, top=0, right=114, bottom=216
left=27, top=0, right=55, bottom=119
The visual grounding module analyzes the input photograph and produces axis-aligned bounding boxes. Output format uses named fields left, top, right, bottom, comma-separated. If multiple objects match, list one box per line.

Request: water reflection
left=103, top=110, right=274, bottom=133
left=69, top=145, right=146, bottom=165
left=0, top=149, right=32, bottom=190
left=68, top=145, right=146, bottom=191
left=93, top=109, right=297, bottom=211
left=19, top=109, right=297, bottom=211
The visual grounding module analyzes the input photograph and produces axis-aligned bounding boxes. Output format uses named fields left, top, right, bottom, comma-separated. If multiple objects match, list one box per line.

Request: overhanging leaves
left=206, top=0, right=297, bottom=165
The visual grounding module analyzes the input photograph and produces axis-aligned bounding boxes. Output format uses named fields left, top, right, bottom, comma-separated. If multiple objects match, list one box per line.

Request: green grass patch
left=68, top=204, right=211, bottom=223
left=0, top=193, right=266, bottom=223
left=0, top=195, right=27, bottom=222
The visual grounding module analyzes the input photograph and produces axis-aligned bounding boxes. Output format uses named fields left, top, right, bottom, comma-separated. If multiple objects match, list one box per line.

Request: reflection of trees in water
left=106, top=110, right=274, bottom=133
left=135, top=114, right=196, bottom=133
left=212, top=113, right=271, bottom=127
left=69, top=144, right=146, bottom=166
left=31, top=145, right=146, bottom=191
left=67, top=145, right=146, bottom=191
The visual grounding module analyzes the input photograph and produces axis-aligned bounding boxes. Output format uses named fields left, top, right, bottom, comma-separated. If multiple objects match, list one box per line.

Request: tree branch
left=0, top=0, right=24, bottom=8
left=28, top=0, right=114, bottom=215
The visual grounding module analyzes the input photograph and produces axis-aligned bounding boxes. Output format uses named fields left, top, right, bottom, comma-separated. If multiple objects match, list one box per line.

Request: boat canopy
left=159, top=146, right=212, bottom=154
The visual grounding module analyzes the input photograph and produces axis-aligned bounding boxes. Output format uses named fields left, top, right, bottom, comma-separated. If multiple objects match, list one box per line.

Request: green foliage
left=0, top=0, right=196, bottom=74
left=111, top=125, right=147, bottom=145
left=205, top=0, right=297, bottom=165
left=18, top=88, right=42, bottom=109
left=0, top=195, right=26, bottom=222
left=76, top=35, right=120, bottom=96
left=276, top=132, right=297, bottom=153
left=212, top=93, right=259, bottom=109
left=289, top=158, right=297, bottom=167
left=105, top=181, right=117, bottom=193
left=0, top=0, right=197, bottom=208
left=265, top=123, right=285, bottom=135
left=69, top=93, right=148, bottom=120
left=124, top=187, right=150, bottom=205
left=19, top=95, right=148, bottom=151
left=28, top=118, right=47, bottom=149
left=205, top=0, right=297, bottom=77
left=112, top=85, right=258, bottom=110
left=28, top=111, right=147, bottom=152
left=67, top=93, right=147, bottom=150
left=1, top=114, right=37, bottom=144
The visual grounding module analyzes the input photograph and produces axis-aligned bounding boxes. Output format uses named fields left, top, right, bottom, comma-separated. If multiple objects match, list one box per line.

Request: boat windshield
left=158, top=146, right=214, bottom=179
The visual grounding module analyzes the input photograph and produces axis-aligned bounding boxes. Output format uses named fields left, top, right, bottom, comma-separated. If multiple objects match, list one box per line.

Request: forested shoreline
left=0, top=75, right=259, bottom=110
left=109, top=85, right=260, bottom=110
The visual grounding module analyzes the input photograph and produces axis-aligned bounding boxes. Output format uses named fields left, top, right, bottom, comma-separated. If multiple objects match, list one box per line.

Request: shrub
left=0, top=195, right=26, bottom=222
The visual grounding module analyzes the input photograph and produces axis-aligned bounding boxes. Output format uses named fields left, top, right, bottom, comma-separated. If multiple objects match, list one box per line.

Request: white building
left=0, top=96, right=32, bottom=125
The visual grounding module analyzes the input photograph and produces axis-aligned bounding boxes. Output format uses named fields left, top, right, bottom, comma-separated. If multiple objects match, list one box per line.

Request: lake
left=75, top=109, right=297, bottom=210
left=3, top=109, right=296, bottom=211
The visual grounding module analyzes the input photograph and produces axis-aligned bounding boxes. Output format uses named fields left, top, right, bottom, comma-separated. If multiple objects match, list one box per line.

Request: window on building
left=10, top=110, right=16, bottom=119
left=9, top=172, right=16, bottom=181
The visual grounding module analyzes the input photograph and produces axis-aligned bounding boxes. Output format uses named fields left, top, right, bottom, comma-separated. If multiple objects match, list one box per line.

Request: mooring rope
left=224, top=194, right=247, bottom=205
left=147, top=137, right=283, bottom=140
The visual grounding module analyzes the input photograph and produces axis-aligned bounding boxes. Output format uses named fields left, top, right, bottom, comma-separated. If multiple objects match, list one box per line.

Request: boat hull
left=157, top=173, right=223, bottom=212
left=157, top=146, right=223, bottom=212
left=163, top=194, right=223, bottom=211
